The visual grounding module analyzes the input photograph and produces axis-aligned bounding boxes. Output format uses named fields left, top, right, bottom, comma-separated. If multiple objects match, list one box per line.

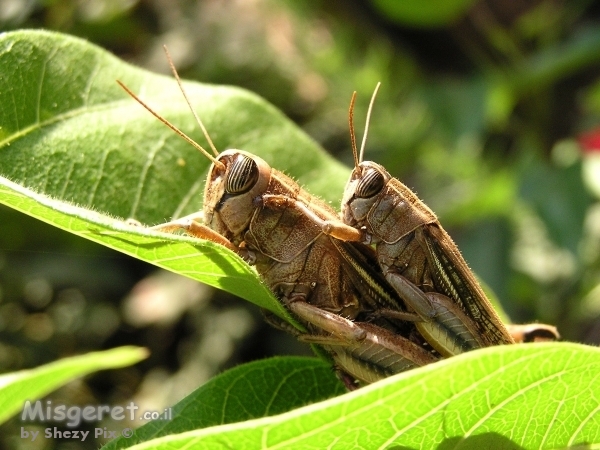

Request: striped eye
left=355, top=167, right=384, bottom=198
left=225, top=154, right=259, bottom=194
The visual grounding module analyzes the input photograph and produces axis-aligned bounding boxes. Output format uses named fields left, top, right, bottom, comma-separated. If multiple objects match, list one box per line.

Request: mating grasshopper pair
left=119, top=52, right=557, bottom=388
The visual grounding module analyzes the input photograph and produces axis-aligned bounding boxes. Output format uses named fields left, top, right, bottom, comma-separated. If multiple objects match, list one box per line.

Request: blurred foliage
left=1, top=0, right=600, bottom=448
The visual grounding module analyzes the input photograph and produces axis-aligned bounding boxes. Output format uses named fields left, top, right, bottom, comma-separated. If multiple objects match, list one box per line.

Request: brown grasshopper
left=117, top=50, right=438, bottom=388
left=181, top=147, right=438, bottom=386
left=198, top=151, right=439, bottom=386
left=315, top=85, right=558, bottom=355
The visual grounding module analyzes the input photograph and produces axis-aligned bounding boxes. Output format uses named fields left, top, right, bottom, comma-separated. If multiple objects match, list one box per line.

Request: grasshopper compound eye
left=355, top=166, right=385, bottom=198
left=225, top=154, right=259, bottom=194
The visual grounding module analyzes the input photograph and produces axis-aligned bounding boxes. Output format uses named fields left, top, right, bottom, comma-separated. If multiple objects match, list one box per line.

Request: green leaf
left=0, top=347, right=147, bottom=425
left=0, top=175, right=291, bottom=321
left=104, top=357, right=345, bottom=450
left=113, top=343, right=600, bottom=449
left=519, top=159, right=592, bottom=255
left=370, top=0, right=477, bottom=27
left=0, top=29, right=349, bottom=321
left=512, top=26, right=600, bottom=93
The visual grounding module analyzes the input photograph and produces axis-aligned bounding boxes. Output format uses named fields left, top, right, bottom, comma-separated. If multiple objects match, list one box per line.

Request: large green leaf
left=0, top=347, right=147, bottom=425
left=104, top=357, right=346, bottom=450
left=0, top=29, right=349, bottom=320
left=0, top=176, right=292, bottom=319
left=110, top=343, right=600, bottom=449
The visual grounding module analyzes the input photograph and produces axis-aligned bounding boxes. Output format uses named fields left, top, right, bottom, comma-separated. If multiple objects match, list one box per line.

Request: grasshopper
left=199, top=160, right=438, bottom=386
left=117, top=49, right=438, bottom=388
left=313, top=85, right=558, bottom=356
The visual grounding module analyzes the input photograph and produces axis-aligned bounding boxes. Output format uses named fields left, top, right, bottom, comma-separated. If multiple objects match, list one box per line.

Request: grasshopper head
left=342, top=161, right=390, bottom=228
left=342, top=161, right=437, bottom=244
left=203, top=149, right=271, bottom=243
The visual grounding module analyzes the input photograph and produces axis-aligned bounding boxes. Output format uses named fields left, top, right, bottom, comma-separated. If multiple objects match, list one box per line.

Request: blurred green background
left=2, top=0, right=600, bottom=447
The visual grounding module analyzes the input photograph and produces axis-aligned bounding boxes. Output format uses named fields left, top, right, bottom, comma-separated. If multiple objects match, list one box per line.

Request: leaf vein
left=37, top=45, right=59, bottom=124
left=87, top=146, right=110, bottom=206
left=82, top=56, right=101, bottom=107
left=567, top=372, right=600, bottom=445
left=464, top=365, right=584, bottom=439
left=129, top=135, right=165, bottom=219
left=173, top=172, right=205, bottom=219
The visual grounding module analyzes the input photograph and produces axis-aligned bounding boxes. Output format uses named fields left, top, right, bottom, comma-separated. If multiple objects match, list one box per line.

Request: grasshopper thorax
left=203, top=149, right=271, bottom=243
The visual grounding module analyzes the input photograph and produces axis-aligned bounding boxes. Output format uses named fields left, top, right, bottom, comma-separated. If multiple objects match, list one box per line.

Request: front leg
left=261, top=195, right=365, bottom=242
left=148, top=212, right=239, bottom=253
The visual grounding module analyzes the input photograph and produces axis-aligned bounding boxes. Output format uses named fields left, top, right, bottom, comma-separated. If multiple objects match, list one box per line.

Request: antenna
left=117, top=81, right=223, bottom=169
left=358, top=82, right=381, bottom=163
left=348, top=91, right=359, bottom=168
left=116, top=47, right=224, bottom=169
left=162, top=45, right=219, bottom=157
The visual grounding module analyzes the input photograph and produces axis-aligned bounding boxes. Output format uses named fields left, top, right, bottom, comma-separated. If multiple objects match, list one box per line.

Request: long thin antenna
left=162, top=45, right=219, bottom=157
left=359, top=82, right=381, bottom=163
left=116, top=80, right=224, bottom=169
left=348, top=91, right=359, bottom=168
